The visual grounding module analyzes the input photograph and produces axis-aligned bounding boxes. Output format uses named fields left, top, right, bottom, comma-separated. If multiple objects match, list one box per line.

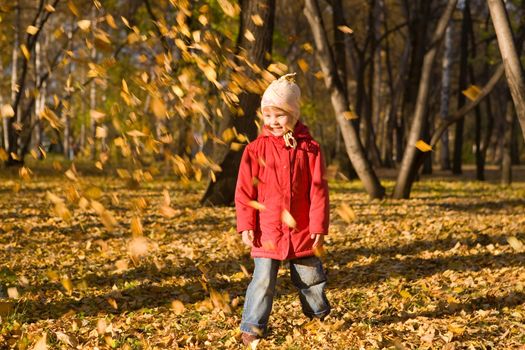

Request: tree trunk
left=201, top=0, right=276, bottom=205
left=453, top=0, right=471, bottom=175
left=304, top=0, right=385, bottom=199
left=439, top=24, right=453, bottom=170
left=6, top=1, right=20, bottom=157
left=90, top=7, right=98, bottom=160
left=393, top=0, right=458, bottom=199
left=501, top=96, right=514, bottom=185
left=487, top=0, right=525, bottom=143
left=331, top=0, right=355, bottom=179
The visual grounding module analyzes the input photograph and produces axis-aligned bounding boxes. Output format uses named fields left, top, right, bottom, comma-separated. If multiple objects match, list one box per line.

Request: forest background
left=1, top=0, right=525, bottom=348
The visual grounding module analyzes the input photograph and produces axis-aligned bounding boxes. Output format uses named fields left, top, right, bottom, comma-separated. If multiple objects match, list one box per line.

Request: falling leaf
left=415, top=140, right=432, bottom=152
left=67, top=1, right=80, bottom=16
left=45, top=4, right=55, bottom=12
left=77, top=20, right=91, bottom=31
left=302, top=42, right=314, bottom=53
left=151, top=97, right=167, bottom=118
left=248, top=200, right=266, bottom=211
left=126, top=130, right=146, bottom=137
left=171, top=300, right=186, bottom=315
left=26, top=25, right=39, bottom=35
left=462, top=85, right=481, bottom=101
left=61, top=276, right=73, bottom=294
left=128, top=237, right=149, bottom=262
left=107, top=298, right=118, bottom=309
left=336, top=203, right=355, bottom=223
left=244, top=30, right=255, bottom=42
left=106, top=14, right=117, bottom=29
left=217, top=0, right=240, bottom=17
left=251, top=14, right=264, bottom=26
left=95, top=126, right=107, bottom=138
left=131, top=216, right=143, bottom=237
left=507, top=236, right=524, bottom=252
left=20, top=44, right=30, bottom=60
left=343, top=111, right=359, bottom=120
left=0, top=104, right=14, bottom=118
left=90, top=110, right=106, bottom=122
left=281, top=210, right=296, bottom=228
left=337, top=25, right=354, bottom=34
left=7, top=287, right=19, bottom=299
left=298, top=58, right=309, bottom=73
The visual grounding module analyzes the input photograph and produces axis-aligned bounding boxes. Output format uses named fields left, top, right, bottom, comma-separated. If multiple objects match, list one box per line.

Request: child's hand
left=241, top=230, right=254, bottom=247
left=311, top=233, right=324, bottom=248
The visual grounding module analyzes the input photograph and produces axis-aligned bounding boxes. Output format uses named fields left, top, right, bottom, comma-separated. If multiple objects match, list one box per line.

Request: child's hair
left=260, top=73, right=301, bottom=122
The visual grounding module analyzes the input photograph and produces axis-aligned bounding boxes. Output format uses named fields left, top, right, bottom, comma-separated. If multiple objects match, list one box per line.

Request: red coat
left=235, top=121, right=329, bottom=260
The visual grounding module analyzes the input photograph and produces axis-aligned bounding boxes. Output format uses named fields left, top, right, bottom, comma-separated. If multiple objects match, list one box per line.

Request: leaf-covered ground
left=1, top=165, right=525, bottom=349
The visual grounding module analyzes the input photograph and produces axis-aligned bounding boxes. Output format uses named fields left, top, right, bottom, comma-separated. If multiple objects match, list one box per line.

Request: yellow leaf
left=67, top=0, right=80, bottom=17
left=64, top=168, right=78, bottom=181
left=1, top=104, right=14, bottom=118
left=337, top=25, right=354, bottom=34
left=251, top=14, right=264, bottom=26
left=131, top=216, right=143, bottom=237
left=0, top=148, right=8, bottom=161
left=210, top=170, right=216, bottom=183
left=106, top=14, right=117, bottom=29
left=244, top=30, right=255, bottom=42
left=128, top=237, right=149, bottom=262
left=26, top=25, right=39, bottom=35
left=77, top=20, right=91, bottom=31
left=20, top=44, right=30, bottom=60
left=415, top=140, right=432, bottom=152
left=302, top=42, right=314, bottom=54
left=462, top=85, right=481, bottom=101
left=95, top=126, right=107, bottom=138
left=116, top=168, right=130, bottom=179
left=45, top=4, right=55, bottom=12
left=107, top=298, right=118, bottom=309
left=126, top=130, right=146, bottom=137
left=151, top=97, right=167, bottom=118
left=90, top=109, right=105, bottom=122
left=298, top=58, right=309, bottom=73
left=399, top=289, right=412, bottom=299
left=248, top=200, right=266, bottom=211
left=33, top=333, right=48, bottom=350
left=7, top=287, right=19, bottom=299
left=217, top=0, right=240, bottom=17
left=314, top=71, right=325, bottom=80
left=507, top=236, right=524, bottom=252
left=230, top=142, right=243, bottom=151
left=171, top=300, right=186, bottom=315
left=61, top=276, right=73, bottom=294
left=281, top=210, right=296, bottom=228
left=19, top=166, right=32, bottom=181
left=336, top=203, right=355, bottom=223
left=343, top=111, right=359, bottom=120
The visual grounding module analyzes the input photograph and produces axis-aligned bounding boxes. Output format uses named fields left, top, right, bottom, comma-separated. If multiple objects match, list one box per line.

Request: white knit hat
left=260, top=73, right=301, bottom=121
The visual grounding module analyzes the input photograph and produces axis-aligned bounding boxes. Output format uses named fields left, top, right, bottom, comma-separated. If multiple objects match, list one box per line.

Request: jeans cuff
left=240, top=322, right=266, bottom=336
left=304, top=307, right=331, bottom=319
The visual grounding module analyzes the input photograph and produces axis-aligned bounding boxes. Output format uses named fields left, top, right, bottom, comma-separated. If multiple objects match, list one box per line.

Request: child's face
left=262, top=106, right=292, bottom=137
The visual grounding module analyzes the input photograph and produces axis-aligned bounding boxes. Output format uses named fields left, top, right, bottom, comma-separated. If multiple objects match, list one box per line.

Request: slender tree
left=487, top=0, right=525, bottom=143
left=304, top=0, right=385, bottom=199
left=393, top=0, right=458, bottom=199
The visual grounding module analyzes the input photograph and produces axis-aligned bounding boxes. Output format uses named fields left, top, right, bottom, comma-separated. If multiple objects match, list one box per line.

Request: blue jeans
left=240, top=256, right=330, bottom=336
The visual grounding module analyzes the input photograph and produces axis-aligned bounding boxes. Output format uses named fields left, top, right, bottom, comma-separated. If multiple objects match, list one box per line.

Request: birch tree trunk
left=304, top=0, right=385, bottom=199
left=487, top=0, right=525, bottom=143
left=90, top=7, right=98, bottom=160
left=393, top=0, right=458, bottom=199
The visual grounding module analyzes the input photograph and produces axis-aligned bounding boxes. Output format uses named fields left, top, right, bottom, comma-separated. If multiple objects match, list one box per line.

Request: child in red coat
left=235, top=73, right=330, bottom=345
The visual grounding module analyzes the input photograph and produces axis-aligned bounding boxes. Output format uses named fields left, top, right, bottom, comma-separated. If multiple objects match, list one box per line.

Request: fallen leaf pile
left=0, top=168, right=524, bottom=349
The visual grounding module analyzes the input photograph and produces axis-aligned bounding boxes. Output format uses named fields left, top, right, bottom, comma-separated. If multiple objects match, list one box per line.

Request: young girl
left=235, top=73, right=330, bottom=345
